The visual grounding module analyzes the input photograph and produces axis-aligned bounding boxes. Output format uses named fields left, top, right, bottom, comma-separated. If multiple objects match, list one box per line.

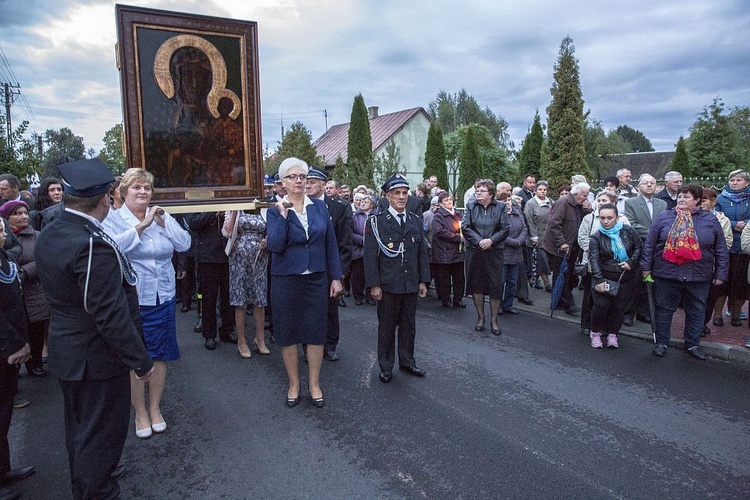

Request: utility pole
left=2, top=83, right=20, bottom=147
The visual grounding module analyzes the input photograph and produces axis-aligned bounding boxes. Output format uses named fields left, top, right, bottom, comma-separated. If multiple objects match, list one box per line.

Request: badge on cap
left=382, top=173, right=410, bottom=193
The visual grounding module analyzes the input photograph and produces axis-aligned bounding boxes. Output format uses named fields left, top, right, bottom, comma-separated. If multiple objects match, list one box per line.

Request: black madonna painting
left=116, top=5, right=262, bottom=205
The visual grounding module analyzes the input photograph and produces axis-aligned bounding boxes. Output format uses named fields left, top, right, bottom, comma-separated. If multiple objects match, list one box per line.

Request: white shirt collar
left=65, top=207, right=103, bottom=228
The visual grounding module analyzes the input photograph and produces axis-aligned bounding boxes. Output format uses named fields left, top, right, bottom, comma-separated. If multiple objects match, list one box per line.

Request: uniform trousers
left=0, top=363, right=17, bottom=476
left=59, top=374, right=130, bottom=500
left=197, top=262, right=234, bottom=340
left=377, top=292, right=417, bottom=371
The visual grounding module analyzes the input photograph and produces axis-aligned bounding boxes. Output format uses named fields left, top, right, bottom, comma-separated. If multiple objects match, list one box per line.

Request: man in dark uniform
left=306, top=167, right=352, bottom=360
left=186, top=212, right=236, bottom=350
left=35, top=159, right=154, bottom=500
left=364, top=173, right=430, bottom=383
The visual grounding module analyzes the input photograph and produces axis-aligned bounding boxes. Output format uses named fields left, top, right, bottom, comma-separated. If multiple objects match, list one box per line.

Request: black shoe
left=325, top=351, right=339, bottom=361
left=193, top=317, right=203, bottom=333
left=30, top=367, right=47, bottom=378
left=517, top=297, right=534, bottom=306
left=581, top=328, right=590, bottom=336
left=110, top=464, right=126, bottom=481
left=286, top=395, right=300, bottom=408
left=713, top=317, right=724, bottom=326
left=491, top=325, right=502, bottom=335
left=12, top=395, right=29, bottom=409
left=366, top=298, right=377, bottom=306
left=0, top=484, right=21, bottom=500
left=337, top=297, right=347, bottom=307
left=731, top=318, right=742, bottom=327
left=701, top=326, right=710, bottom=337
left=453, top=300, right=466, bottom=308
left=653, top=344, right=667, bottom=357
left=622, top=317, right=634, bottom=327
left=311, top=395, right=325, bottom=408
left=636, top=314, right=651, bottom=324
left=565, top=306, right=580, bottom=316
left=344, top=291, right=351, bottom=297
left=354, top=298, right=364, bottom=306
left=545, top=284, right=553, bottom=293
left=220, top=332, right=238, bottom=344
left=379, top=370, right=392, bottom=383
left=268, top=334, right=276, bottom=344
left=686, top=346, right=707, bottom=360
left=503, top=307, right=520, bottom=315
left=204, top=338, right=217, bottom=350
left=1, top=466, right=34, bottom=485
left=399, top=365, right=426, bottom=377
left=180, top=305, right=191, bottom=313
left=441, top=300, right=454, bottom=309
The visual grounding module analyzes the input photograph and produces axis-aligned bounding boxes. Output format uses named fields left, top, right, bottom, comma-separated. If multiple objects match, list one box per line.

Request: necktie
left=397, top=213, right=405, bottom=226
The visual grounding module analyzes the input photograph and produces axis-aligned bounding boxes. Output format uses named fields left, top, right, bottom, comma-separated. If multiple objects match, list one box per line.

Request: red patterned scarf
left=663, top=208, right=702, bottom=264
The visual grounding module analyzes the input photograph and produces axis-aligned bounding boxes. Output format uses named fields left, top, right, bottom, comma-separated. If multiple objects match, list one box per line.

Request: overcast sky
left=0, top=0, right=747, bottom=156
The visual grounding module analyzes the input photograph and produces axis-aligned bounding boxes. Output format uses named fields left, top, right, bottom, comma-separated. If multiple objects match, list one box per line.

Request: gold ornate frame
left=116, top=5, right=263, bottom=210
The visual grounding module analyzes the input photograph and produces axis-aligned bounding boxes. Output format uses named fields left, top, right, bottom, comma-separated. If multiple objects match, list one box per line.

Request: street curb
left=514, top=302, right=750, bottom=365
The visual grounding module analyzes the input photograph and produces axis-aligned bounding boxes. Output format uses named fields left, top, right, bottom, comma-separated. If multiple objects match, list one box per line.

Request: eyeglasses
left=284, top=174, right=307, bottom=181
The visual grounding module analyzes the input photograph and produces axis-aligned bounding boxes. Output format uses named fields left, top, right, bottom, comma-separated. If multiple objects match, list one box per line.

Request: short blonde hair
left=119, top=168, right=154, bottom=199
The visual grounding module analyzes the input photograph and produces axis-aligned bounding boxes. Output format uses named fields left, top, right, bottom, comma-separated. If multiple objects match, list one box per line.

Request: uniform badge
left=388, top=242, right=394, bottom=249
left=412, top=236, right=416, bottom=243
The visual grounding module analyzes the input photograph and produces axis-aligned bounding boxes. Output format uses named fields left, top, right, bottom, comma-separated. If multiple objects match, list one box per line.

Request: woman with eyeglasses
left=462, top=180, right=509, bottom=335
left=267, top=158, right=343, bottom=408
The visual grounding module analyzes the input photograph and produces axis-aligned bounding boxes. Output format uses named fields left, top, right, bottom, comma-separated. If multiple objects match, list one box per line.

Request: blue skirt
left=140, top=298, right=180, bottom=361
left=271, top=272, right=328, bottom=346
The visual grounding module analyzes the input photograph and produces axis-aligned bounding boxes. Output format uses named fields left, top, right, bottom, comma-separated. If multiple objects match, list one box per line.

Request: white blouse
left=103, top=205, right=192, bottom=306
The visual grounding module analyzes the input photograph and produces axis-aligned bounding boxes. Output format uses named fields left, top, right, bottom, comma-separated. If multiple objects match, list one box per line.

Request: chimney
left=367, top=106, right=379, bottom=120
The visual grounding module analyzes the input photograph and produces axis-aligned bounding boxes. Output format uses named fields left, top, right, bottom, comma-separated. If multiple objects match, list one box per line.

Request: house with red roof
left=312, top=106, right=431, bottom=189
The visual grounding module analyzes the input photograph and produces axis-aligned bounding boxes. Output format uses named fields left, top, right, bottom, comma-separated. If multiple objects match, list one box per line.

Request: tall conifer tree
left=519, top=111, right=544, bottom=178
left=672, top=136, right=691, bottom=177
left=545, top=37, right=590, bottom=188
left=458, top=124, right=482, bottom=204
left=346, top=93, right=374, bottom=187
left=423, top=122, right=449, bottom=190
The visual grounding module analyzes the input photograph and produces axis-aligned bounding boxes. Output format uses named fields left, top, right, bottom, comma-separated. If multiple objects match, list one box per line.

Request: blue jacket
left=639, top=209, right=729, bottom=283
left=715, top=187, right=750, bottom=253
left=267, top=197, right=343, bottom=281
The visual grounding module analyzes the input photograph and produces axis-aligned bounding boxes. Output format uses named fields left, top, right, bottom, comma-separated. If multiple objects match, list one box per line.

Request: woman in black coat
left=462, top=180, right=509, bottom=335
left=588, top=204, right=642, bottom=349
left=431, top=192, right=465, bottom=309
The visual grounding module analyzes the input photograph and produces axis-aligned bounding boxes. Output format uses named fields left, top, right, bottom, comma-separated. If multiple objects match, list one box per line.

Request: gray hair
left=638, top=173, right=656, bottom=185
left=571, top=174, right=588, bottom=185
left=278, top=157, right=309, bottom=178
left=728, top=169, right=750, bottom=182
left=596, top=189, right=618, bottom=203
left=570, top=182, right=591, bottom=195
left=664, top=171, right=683, bottom=180
left=616, top=168, right=631, bottom=177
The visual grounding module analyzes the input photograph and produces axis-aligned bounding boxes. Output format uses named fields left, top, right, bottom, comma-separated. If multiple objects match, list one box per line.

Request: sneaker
left=590, top=332, right=603, bottom=349
left=745, top=337, right=750, bottom=349
left=606, top=334, right=619, bottom=348
left=742, top=311, right=748, bottom=320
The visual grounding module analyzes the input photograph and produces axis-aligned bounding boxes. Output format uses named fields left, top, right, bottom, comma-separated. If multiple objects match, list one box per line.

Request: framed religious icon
left=116, top=4, right=263, bottom=209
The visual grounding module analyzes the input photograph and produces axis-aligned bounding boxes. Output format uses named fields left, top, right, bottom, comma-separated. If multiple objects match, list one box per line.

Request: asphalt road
left=9, top=295, right=750, bottom=499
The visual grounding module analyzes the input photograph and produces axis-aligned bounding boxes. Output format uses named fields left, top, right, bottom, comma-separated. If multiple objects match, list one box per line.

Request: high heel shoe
left=238, top=343, right=252, bottom=359
left=475, top=318, right=485, bottom=331
left=286, top=394, right=300, bottom=408
left=253, top=338, right=270, bottom=355
left=135, top=419, right=152, bottom=439
left=311, top=395, right=325, bottom=408
left=491, top=322, right=502, bottom=336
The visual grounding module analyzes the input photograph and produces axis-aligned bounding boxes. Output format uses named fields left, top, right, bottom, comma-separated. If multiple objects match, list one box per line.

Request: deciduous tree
left=0, top=122, right=41, bottom=184
left=42, top=127, right=86, bottom=178
left=614, top=125, right=654, bottom=152
left=688, top=98, right=743, bottom=177
left=97, top=123, right=126, bottom=174
left=428, top=89, right=512, bottom=149
left=267, top=121, right=322, bottom=174
left=373, top=140, right=402, bottom=188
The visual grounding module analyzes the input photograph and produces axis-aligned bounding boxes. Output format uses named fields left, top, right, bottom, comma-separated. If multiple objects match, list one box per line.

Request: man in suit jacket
left=654, top=171, right=682, bottom=210
left=306, top=168, right=352, bottom=360
left=623, top=173, right=667, bottom=324
left=36, top=159, right=154, bottom=499
left=365, top=174, right=430, bottom=383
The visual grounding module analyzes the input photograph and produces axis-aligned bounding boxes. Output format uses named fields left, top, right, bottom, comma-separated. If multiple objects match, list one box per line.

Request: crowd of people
left=0, top=161, right=744, bottom=498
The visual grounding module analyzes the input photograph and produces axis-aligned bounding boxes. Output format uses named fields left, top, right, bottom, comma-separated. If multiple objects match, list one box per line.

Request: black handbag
left=597, top=271, right=624, bottom=297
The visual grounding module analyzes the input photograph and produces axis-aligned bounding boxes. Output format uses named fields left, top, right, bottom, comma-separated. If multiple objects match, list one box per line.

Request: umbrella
left=529, top=247, right=538, bottom=286
left=549, top=252, right=570, bottom=317
left=644, top=274, right=657, bottom=343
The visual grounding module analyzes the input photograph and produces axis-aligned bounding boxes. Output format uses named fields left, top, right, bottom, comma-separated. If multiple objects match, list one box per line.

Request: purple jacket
left=430, top=207, right=464, bottom=264
left=639, top=208, right=729, bottom=283
left=351, top=209, right=371, bottom=260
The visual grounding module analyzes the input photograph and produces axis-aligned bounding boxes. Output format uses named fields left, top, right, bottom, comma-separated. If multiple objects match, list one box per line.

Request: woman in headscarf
left=640, top=185, right=729, bottom=360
